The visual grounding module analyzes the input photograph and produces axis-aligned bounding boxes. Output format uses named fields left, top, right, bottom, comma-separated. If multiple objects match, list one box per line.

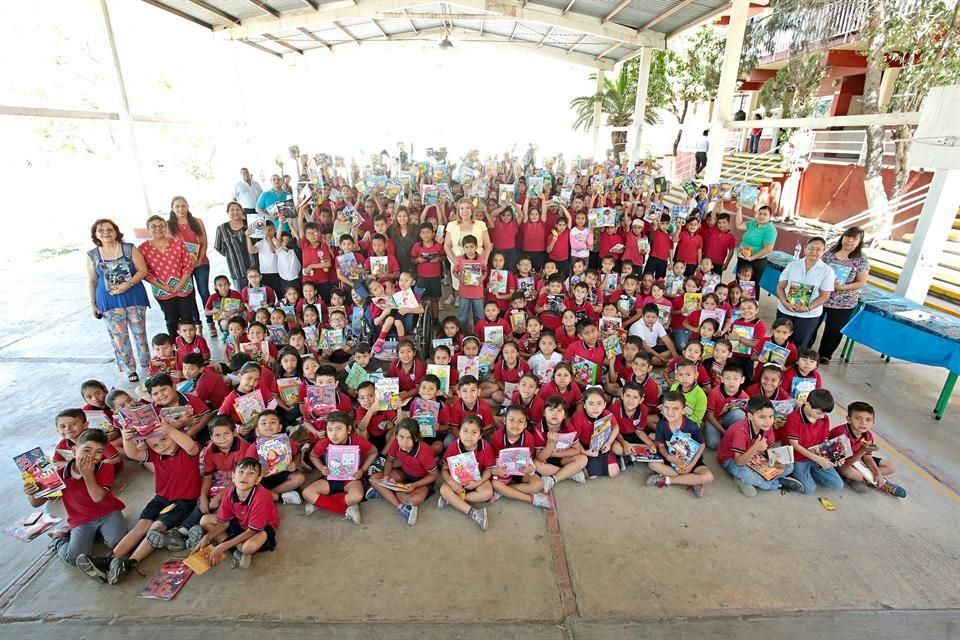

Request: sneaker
left=819, top=356, right=831, bottom=365
left=185, top=524, right=205, bottom=550
left=735, top=479, right=758, bottom=497
left=532, top=493, right=554, bottom=509
left=231, top=548, right=251, bottom=570
left=344, top=504, right=362, bottom=525
left=444, top=295, right=455, bottom=306
left=76, top=554, right=109, bottom=583
left=281, top=491, right=303, bottom=505
left=365, top=487, right=381, bottom=501
left=304, top=503, right=317, bottom=516
left=688, top=484, right=704, bottom=498
left=847, top=480, right=870, bottom=494
left=468, top=507, right=488, bottom=531
left=107, top=557, right=135, bottom=585
left=373, top=338, right=386, bottom=354
left=146, top=529, right=186, bottom=551
left=541, top=475, right=557, bottom=493
left=571, top=470, right=587, bottom=485
left=397, top=504, right=418, bottom=526
left=878, top=479, right=907, bottom=498
left=437, top=495, right=448, bottom=510
left=489, top=491, right=501, bottom=504
left=369, top=456, right=386, bottom=475
left=778, top=476, right=804, bottom=493
left=645, top=473, right=667, bottom=488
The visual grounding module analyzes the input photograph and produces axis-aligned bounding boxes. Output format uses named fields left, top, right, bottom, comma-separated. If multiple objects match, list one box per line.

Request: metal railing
left=840, top=180, right=930, bottom=230
left=810, top=128, right=899, bottom=168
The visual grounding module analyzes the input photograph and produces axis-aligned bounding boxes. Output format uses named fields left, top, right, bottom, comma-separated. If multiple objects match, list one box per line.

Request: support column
left=704, top=0, right=750, bottom=183
left=895, top=169, right=960, bottom=303
left=100, top=0, right=152, bottom=219
left=592, top=70, right=606, bottom=161
left=628, top=48, right=653, bottom=163
left=878, top=67, right=901, bottom=112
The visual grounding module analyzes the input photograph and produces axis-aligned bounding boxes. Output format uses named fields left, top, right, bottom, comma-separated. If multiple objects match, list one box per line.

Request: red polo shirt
left=444, top=398, right=496, bottom=430
left=387, top=359, right=428, bottom=393
left=442, top=438, right=495, bottom=473
left=609, top=400, right=648, bottom=436
left=386, top=439, right=438, bottom=480
left=489, top=427, right=538, bottom=459
left=784, top=406, right=831, bottom=454
left=649, top=229, right=673, bottom=261
left=564, top=339, right=605, bottom=369
left=202, top=438, right=246, bottom=475
left=300, top=239, right=334, bottom=284
left=674, top=230, right=703, bottom=265
left=717, top=419, right=775, bottom=464
left=537, top=381, right=583, bottom=406
left=216, top=484, right=279, bottom=532
left=147, top=446, right=201, bottom=501
left=60, top=461, right=125, bottom=528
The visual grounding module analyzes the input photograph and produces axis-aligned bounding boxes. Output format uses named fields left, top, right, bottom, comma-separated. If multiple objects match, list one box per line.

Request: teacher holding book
left=444, top=199, right=492, bottom=307
left=733, top=203, right=777, bottom=295
left=775, top=236, right=835, bottom=349
left=140, top=215, right=197, bottom=337
left=816, top=227, right=870, bottom=364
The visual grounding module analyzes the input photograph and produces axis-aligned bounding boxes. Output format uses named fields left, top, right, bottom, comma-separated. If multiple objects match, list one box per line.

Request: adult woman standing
left=86, top=219, right=151, bottom=382
left=214, top=201, right=252, bottom=290
left=734, top=204, right=777, bottom=296
left=775, top=236, right=835, bottom=349
left=140, top=215, right=197, bottom=337
left=443, top=199, right=492, bottom=306
left=816, top=227, right=870, bottom=363
left=388, top=206, right=418, bottom=276
left=167, top=196, right=213, bottom=335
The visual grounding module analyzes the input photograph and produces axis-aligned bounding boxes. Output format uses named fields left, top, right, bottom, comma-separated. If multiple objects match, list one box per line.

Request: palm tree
left=570, top=65, right=659, bottom=157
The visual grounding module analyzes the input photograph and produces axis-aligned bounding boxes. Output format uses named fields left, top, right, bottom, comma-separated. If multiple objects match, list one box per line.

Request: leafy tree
left=569, top=64, right=656, bottom=158
left=758, top=52, right=827, bottom=146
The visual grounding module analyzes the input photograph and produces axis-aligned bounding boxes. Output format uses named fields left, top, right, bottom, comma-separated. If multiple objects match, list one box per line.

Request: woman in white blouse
left=776, top=236, right=836, bottom=349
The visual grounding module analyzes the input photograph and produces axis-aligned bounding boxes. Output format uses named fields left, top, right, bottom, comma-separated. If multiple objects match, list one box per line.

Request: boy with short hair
left=52, top=409, right=123, bottom=471
left=175, top=318, right=211, bottom=370
left=453, top=235, right=487, bottom=329
left=704, top=213, right=737, bottom=275
left=646, top=391, right=714, bottom=496
left=147, top=333, right=180, bottom=381
left=668, top=359, right=708, bottom=427
left=780, top=348, right=823, bottom=396
left=783, top=388, right=844, bottom=494
left=244, top=410, right=305, bottom=504
left=445, top=375, right=496, bottom=436
left=147, top=372, right=212, bottom=442
left=181, top=352, right=231, bottom=411
left=535, top=274, right=567, bottom=332
left=627, top=303, right=678, bottom=367
left=354, top=380, right=398, bottom=454
left=704, top=362, right=749, bottom=450
left=831, top=401, right=905, bottom=497
left=410, top=223, right=444, bottom=317
left=644, top=213, right=673, bottom=280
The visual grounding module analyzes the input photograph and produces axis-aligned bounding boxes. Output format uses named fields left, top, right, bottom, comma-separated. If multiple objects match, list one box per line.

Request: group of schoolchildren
left=26, top=165, right=906, bottom=589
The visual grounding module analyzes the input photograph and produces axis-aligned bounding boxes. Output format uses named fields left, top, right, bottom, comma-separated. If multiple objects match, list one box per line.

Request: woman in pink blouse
left=139, top=215, right=197, bottom=336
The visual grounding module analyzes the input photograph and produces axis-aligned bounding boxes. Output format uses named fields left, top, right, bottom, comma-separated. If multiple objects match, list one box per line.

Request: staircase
left=663, top=152, right=787, bottom=206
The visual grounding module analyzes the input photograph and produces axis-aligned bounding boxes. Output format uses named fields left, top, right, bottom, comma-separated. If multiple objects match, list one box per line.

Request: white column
left=591, top=70, right=606, bottom=161
left=704, top=0, right=751, bottom=183
left=629, top=47, right=653, bottom=163
left=99, top=0, right=152, bottom=219
left=895, top=169, right=960, bottom=303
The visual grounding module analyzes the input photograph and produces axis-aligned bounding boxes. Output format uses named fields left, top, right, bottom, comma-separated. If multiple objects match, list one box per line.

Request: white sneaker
left=304, top=503, right=316, bottom=516
left=437, top=495, right=448, bottom=509
left=468, top=507, right=488, bottom=531
left=571, top=470, right=587, bottom=485
left=344, top=504, right=362, bottom=525
left=532, top=493, right=554, bottom=509
left=281, top=491, right=302, bottom=505
left=444, top=295, right=455, bottom=306
left=541, top=475, right=557, bottom=493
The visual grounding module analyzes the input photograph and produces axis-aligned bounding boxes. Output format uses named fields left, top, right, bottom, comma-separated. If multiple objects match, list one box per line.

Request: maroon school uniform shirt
left=649, top=228, right=673, bottom=261
left=565, top=339, right=605, bottom=370
left=716, top=419, right=775, bottom=464
left=60, top=460, right=125, bottom=528
left=521, top=221, right=547, bottom=252
left=554, top=327, right=580, bottom=354
left=202, top=438, right=246, bottom=477
left=705, top=229, right=737, bottom=267
left=565, top=297, right=597, bottom=325
left=474, top=317, right=512, bottom=342
left=744, top=382, right=790, bottom=402
left=674, top=230, right=703, bottom=266
left=442, top=438, right=496, bottom=474
left=494, top=359, right=531, bottom=385
left=191, top=366, right=231, bottom=410
left=511, top=391, right=545, bottom=427
left=490, top=218, right=520, bottom=251
left=780, top=367, right=823, bottom=396
left=312, top=434, right=375, bottom=478
left=489, top=427, right=539, bottom=461
left=356, top=406, right=397, bottom=438
left=410, top=241, right=444, bottom=279
left=598, top=230, right=624, bottom=259
left=300, top=239, right=335, bottom=285
left=548, top=228, right=571, bottom=262
left=569, top=409, right=615, bottom=449
left=444, top=397, right=496, bottom=430
left=147, top=446, right=201, bottom=500
left=216, top=484, right=279, bottom=532
left=621, top=230, right=648, bottom=266
left=175, top=335, right=211, bottom=370
left=387, top=358, right=428, bottom=393
left=205, top=290, right=242, bottom=313
left=387, top=439, right=438, bottom=480
left=706, top=386, right=750, bottom=419
left=783, top=405, right=831, bottom=453
left=535, top=291, right=564, bottom=332
left=537, top=381, right=583, bottom=406
left=609, top=400, right=648, bottom=436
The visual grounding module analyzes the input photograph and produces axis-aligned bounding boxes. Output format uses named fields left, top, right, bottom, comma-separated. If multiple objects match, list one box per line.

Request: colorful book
left=119, top=405, right=162, bottom=439
left=700, top=339, right=716, bottom=359
left=589, top=415, right=614, bottom=453
left=730, top=325, right=755, bottom=355
left=628, top=444, right=663, bottom=462
left=487, top=269, right=509, bottom=294
left=3, top=512, right=62, bottom=542
left=13, top=448, right=65, bottom=499
left=218, top=296, right=241, bottom=318
left=830, top=263, right=852, bottom=285
left=247, top=287, right=267, bottom=308
left=664, top=275, right=684, bottom=297
left=411, top=398, right=440, bottom=438
left=421, top=184, right=439, bottom=205
left=266, top=324, right=288, bottom=347
left=457, top=356, right=479, bottom=379
left=571, top=358, right=598, bottom=386
left=149, top=355, right=178, bottom=379
left=700, top=308, right=726, bottom=330
left=372, top=477, right=410, bottom=492
left=138, top=559, right=192, bottom=601
left=509, top=310, right=527, bottom=334
left=747, top=454, right=785, bottom=481
left=602, top=333, right=623, bottom=359
left=277, top=377, right=301, bottom=406
left=785, top=282, right=814, bottom=307
left=790, top=377, right=817, bottom=404
left=303, top=325, right=319, bottom=350
left=656, top=304, right=672, bottom=329
left=738, top=185, right=760, bottom=209
left=483, top=325, right=504, bottom=348
left=546, top=293, right=565, bottom=314
left=336, top=252, right=363, bottom=280
left=527, top=176, right=544, bottom=199
left=318, top=328, right=345, bottom=351
left=391, top=288, right=420, bottom=310
left=255, top=434, right=293, bottom=477
left=447, top=451, right=481, bottom=485
left=158, top=405, right=193, bottom=430
left=326, top=444, right=360, bottom=481
left=682, top=293, right=703, bottom=315
left=369, top=256, right=389, bottom=279
left=183, top=242, right=200, bottom=262
left=426, top=364, right=450, bottom=394
left=498, top=184, right=515, bottom=205
left=432, top=337, right=453, bottom=351
left=84, top=410, right=113, bottom=432
left=701, top=273, right=721, bottom=294
left=182, top=546, right=212, bottom=575
left=671, top=205, right=691, bottom=226
left=554, top=431, right=578, bottom=451
left=209, top=469, right=232, bottom=495
left=666, top=430, right=701, bottom=473
left=767, top=445, right=795, bottom=466
left=738, top=280, right=756, bottom=300
left=375, top=378, right=400, bottom=411
left=344, top=363, right=369, bottom=390
left=772, top=399, right=796, bottom=427
left=810, top=435, right=853, bottom=464
left=758, top=341, right=791, bottom=366
left=497, top=447, right=531, bottom=476
left=304, top=384, right=337, bottom=420
left=460, top=263, right=483, bottom=287
left=233, top=389, right=265, bottom=429
left=599, top=316, right=622, bottom=335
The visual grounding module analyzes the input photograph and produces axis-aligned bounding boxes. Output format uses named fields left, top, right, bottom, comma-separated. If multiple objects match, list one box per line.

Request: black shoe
left=819, top=357, right=831, bottom=365
left=779, top=476, right=804, bottom=493
left=107, top=557, right=135, bottom=585
left=76, top=554, right=110, bottom=583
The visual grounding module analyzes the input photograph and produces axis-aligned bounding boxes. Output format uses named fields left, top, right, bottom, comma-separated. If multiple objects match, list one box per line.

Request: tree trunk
left=892, top=125, right=913, bottom=200
left=672, top=100, right=690, bottom=156
left=861, top=0, right=891, bottom=244
left=611, top=130, right=628, bottom=159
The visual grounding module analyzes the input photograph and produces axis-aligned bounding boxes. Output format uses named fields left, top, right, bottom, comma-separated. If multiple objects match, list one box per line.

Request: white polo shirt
left=776, top=258, right=835, bottom=319
left=628, top=318, right=667, bottom=348
left=233, top=179, right=263, bottom=210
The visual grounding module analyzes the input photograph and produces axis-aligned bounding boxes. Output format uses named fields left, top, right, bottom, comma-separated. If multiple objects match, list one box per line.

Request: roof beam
left=402, top=7, right=418, bottom=32
left=183, top=0, right=240, bottom=24
left=509, top=22, right=518, bottom=40
left=566, top=33, right=586, bottom=53
left=370, top=18, right=389, bottom=38
left=239, top=38, right=284, bottom=57
left=331, top=20, right=360, bottom=43
left=562, top=0, right=576, bottom=14
left=140, top=0, right=214, bottom=29
left=637, top=0, right=699, bottom=31
left=263, top=33, right=304, bottom=53
left=595, top=42, right=618, bottom=59
left=615, top=45, right=646, bottom=63
left=301, top=0, right=320, bottom=8
left=246, top=0, right=281, bottom=19
left=297, top=26, right=333, bottom=50
left=602, top=0, right=631, bottom=23
left=537, top=25, right=553, bottom=47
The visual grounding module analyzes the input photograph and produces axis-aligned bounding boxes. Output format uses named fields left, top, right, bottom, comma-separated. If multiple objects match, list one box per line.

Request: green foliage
left=569, top=64, right=657, bottom=133
left=758, top=52, right=826, bottom=118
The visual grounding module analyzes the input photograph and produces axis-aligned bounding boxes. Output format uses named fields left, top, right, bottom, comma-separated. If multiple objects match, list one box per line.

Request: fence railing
left=810, top=128, right=899, bottom=168
left=840, top=180, right=930, bottom=231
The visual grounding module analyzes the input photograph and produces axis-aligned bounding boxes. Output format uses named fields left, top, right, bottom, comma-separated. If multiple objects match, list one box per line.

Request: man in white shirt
left=233, top=168, right=263, bottom=217
left=695, top=130, right=710, bottom=176
left=628, top=303, right=679, bottom=367
left=775, top=237, right=835, bottom=348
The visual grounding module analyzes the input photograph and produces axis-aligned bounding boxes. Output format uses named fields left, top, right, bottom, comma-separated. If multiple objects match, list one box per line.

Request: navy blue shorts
left=402, top=473, right=436, bottom=497
left=140, top=496, right=197, bottom=528
left=226, top=519, right=276, bottom=552
left=420, top=276, right=443, bottom=299
left=586, top=453, right=615, bottom=477
left=260, top=470, right=290, bottom=491
left=326, top=479, right=350, bottom=494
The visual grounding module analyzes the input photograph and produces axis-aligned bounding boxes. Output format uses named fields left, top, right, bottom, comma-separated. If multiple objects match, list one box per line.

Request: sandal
left=127, top=372, right=140, bottom=383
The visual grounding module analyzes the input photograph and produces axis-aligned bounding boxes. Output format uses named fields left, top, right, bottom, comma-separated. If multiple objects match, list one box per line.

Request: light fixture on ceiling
left=439, top=28, right=453, bottom=49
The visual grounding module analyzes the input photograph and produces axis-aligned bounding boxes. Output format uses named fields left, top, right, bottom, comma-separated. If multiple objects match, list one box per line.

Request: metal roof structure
left=141, top=0, right=732, bottom=69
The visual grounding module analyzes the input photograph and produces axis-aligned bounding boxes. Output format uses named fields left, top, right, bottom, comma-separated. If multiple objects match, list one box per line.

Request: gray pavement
left=0, top=251, right=958, bottom=639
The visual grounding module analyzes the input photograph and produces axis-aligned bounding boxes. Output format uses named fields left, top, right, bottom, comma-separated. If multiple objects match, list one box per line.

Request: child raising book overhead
left=646, top=391, right=714, bottom=497
left=368, top=418, right=440, bottom=526
left=438, top=415, right=494, bottom=531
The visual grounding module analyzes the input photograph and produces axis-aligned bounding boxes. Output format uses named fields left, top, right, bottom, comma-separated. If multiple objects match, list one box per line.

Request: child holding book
left=107, top=421, right=201, bottom=584
left=182, top=353, right=231, bottom=411
left=627, top=303, right=679, bottom=367
left=536, top=362, right=583, bottom=410
left=487, top=341, right=530, bottom=406
left=670, top=277, right=701, bottom=351
left=527, top=331, right=563, bottom=383
left=609, top=381, right=657, bottom=454
left=716, top=396, right=804, bottom=496
left=745, top=364, right=791, bottom=401
left=564, top=319, right=605, bottom=387
left=668, top=360, right=708, bottom=427
left=174, top=318, right=211, bottom=370
left=452, top=235, right=488, bottom=329
left=410, top=222, right=444, bottom=318
left=147, top=333, right=179, bottom=381
left=486, top=251, right=519, bottom=313
left=673, top=216, right=703, bottom=277
left=569, top=388, right=620, bottom=478
left=354, top=380, right=399, bottom=453
left=644, top=214, right=673, bottom=279
left=474, top=300, right=512, bottom=345
left=387, top=339, right=428, bottom=404
left=704, top=362, right=749, bottom=450
left=729, top=298, right=766, bottom=381
left=52, top=409, right=123, bottom=471
left=243, top=410, right=305, bottom=504
left=780, top=348, right=823, bottom=398
left=438, top=415, right=494, bottom=531
left=445, top=375, right=496, bottom=437
left=752, top=317, right=797, bottom=382
left=186, top=417, right=246, bottom=530
left=783, top=388, right=844, bottom=494
left=704, top=213, right=737, bottom=275
left=519, top=202, right=548, bottom=271
left=546, top=216, right=571, bottom=279
left=830, top=401, right=905, bottom=497
left=664, top=341, right=712, bottom=391
left=240, top=267, right=278, bottom=314
left=303, top=411, right=378, bottom=525
left=646, top=391, right=714, bottom=497
left=368, top=418, right=439, bottom=525
left=534, top=396, right=588, bottom=485
left=147, top=372, right=212, bottom=442
left=555, top=309, right=580, bottom=354
left=490, top=405, right=554, bottom=508
left=23, top=429, right=127, bottom=583
left=535, top=274, right=566, bottom=333
left=511, top=373, right=545, bottom=426
left=204, top=275, right=242, bottom=335
left=187, top=456, right=279, bottom=569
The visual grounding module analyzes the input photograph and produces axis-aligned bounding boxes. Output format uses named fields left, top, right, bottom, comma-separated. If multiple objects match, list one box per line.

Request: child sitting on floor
left=303, top=411, right=377, bottom=525
left=367, top=418, right=440, bottom=526
left=243, top=410, right=305, bottom=505
left=489, top=405, right=554, bottom=509
left=831, top=401, right=906, bottom=497
left=646, top=391, right=714, bottom=497
left=783, top=388, right=844, bottom=494
left=438, top=415, right=494, bottom=531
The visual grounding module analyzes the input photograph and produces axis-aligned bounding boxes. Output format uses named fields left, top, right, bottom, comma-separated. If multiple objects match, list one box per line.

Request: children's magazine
left=730, top=325, right=755, bottom=355
left=830, top=263, right=852, bottom=285
left=411, top=398, right=441, bottom=438
left=571, top=358, right=598, bottom=386
left=682, top=293, right=703, bottom=315
left=247, top=287, right=267, bottom=308
left=255, top=434, right=294, bottom=477
left=13, top=448, right=65, bottom=499
left=84, top=410, right=114, bottom=432
left=554, top=432, right=578, bottom=451
left=139, top=559, right=192, bottom=601
left=234, top=389, right=266, bottom=429
left=267, top=324, right=288, bottom=347
left=457, top=356, right=480, bottom=379
left=602, top=333, right=623, bottom=359
left=785, top=282, right=814, bottom=308
left=119, top=405, right=162, bottom=439
left=488, top=269, right=508, bottom=294
left=589, top=415, right=614, bottom=453
left=277, top=377, right=300, bottom=406
left=509, top=310, right=527, bottom=334
left=790, top=377, right=817, bottom=404
left=483, top=325, right=504, bottom=348
left=628, top=444, right=662, bottom=462
left=767, top=445, right=795, bottom=466
left=344, top=363, right=369, bottom=390
left=3, top=512, right=63, bottom=542
left=810, top=435, right=853, bottom=464
left=326, top=444, right=360, bottom=480
left=772, top=399, right=796, bottom=427
left=666, top=430, right=701, bottom=473
left=497, top=448, right=531, bottom=476
left=747, top=454, right=785, bottom=481
left=305, top=384, right=337, bottom=420
left=460, top=263, right=484, bottom=287
left=498, top=184, right=515, bottom=205
left=375, top=378, right=401, bottom=411
left=447, top=451, right=481, bottom=485
left=369, top=256, right=389, bottom=279
left=758, top=342, right=791, bottom=366
left=426, top=364, right=450, bottom=394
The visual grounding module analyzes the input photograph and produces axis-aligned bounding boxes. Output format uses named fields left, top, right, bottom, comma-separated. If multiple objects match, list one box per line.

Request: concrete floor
left=0, top=251, right=958, bottom=639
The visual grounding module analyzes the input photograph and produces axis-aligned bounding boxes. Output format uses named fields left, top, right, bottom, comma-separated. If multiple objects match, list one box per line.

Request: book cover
left=266, top=324, right=288, bottom=347
left=391, top=288, right=419, bottom=309
left=771, top=399, right=796, bottom=427
left=233, top=389, right=265, bottom=429
left=432, top=337, right=453, bottom=351
left=666, top=430, right=701, bottom=473
left=810, top=435, right=853, bottom=464
left=682, top=293, right=703, bottom=315
left=546, top=294, right=565, bottom=315
left=247, top=287, right=267, bottom=309
left=602, top=333, right=623, bottom=359
left=747, top=454, right=784, bottom=481
left=554, top=431, right=578, bottom=451
left=628, top=444, right=663, bottom=462
left=138, top=559, right=192, bottom=601
left=183, top=242, right=200, bottom=263
left=700, top=339, right=716, bottom=359
left=336, top=252, right=363, bottom=280
left=210, top=469, right=232, bottom=495
left=830, top=263, right=852, bottom=285
left=483, top=325, right=504, bottom=348
left=758, top=341, right=791, bottom=366
left=557, top=187, right=572, bottom=205
left=701, top=273, right=721, bottom=294
left=478, top=343, right=501, bottom=366
left=599, top=316, right=622, bottom=335
left=602, top=273, right=619, bottom=293
left=149, top=355, right=178, bottom=378
left=498, top=184, right=516, bottom=205
left=527, top=176, right=544, bottom=199
left=13, top=448, right=65, bottom=499
left=497, top=447, right=531, bottom=476
left=767, top=445, right=795, bottom=465
left=249, top=215, right=267, bottom=239
left=664, top=274, right=684, bottom=297
left=304, top=325, right=319, bottom=350
left=375, top=378, right=401, bottom=411
left=183, top=546, right=212, bottom=575
left=372, top=477, right=409, bottom=492
left=738, top=280, right=756, bottom=299
left=785, top=282, right=814, bottom=307
left=730, top=325, right=755, bottom=355
left=700, top=308, right=726, bottom=330
left=509, top=310, right=527, bottom=333
left=590, top=415, right=614, bottom=453
left=369, top=256, right=389, bottom=279
left=411, top=398, right=440, bottom=438
left=158, top=406, right=193, bottom=430
left=426, top=364, right=450, bottom=393
left=456, top=356, right=479, bottom=379
left=101, top=259, right=133, bottom=294
left=277, top=377, right=301, bottom=406
left=738, top=185, right=760, bottom=209
left=256, top=434, right=293, bottom=477
left=790, top=377, right=817, bottom=404
left=305, top=384, right=337, bottom=420
left=656, top=304, right=672, bottom=329
left=488, top=269, right=508, bottom=294
left=722, top=399, right=749, bottom=416
left=344, top=363, right=369, bottom=390
left=447, top=451, right=481, bottom=485
left=319, top=328, right=345, bottom=351
left=84, top=410, right=113, bottom=432
left=682, top=180, right=698, bottom=197
left=3, top=512, right=62, bottom=542
left=326, top=444, right=361, bottom=481
left=219, top=296, right=241, bottom=317
left=571, top=358, right=598, bottom=386
left=421, top=184, right=439, bottom=205
left=671, top=206, right=691, bottom=226
left=119, top=405, right=162, bottom=439
left=460, top=263, right=484, bottom=287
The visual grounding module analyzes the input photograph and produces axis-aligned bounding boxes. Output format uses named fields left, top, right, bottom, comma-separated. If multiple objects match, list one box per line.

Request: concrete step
left=903, top=230, right=960, bottom=243
left=866, top=249, right=960, bottom=302
left=878, top=240, right=960, bottom=268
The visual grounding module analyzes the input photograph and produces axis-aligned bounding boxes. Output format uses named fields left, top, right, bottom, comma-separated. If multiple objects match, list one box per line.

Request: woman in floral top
left=139, top=215, right=197, bottom=336
left=816, top=226, right=869, bottom=363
